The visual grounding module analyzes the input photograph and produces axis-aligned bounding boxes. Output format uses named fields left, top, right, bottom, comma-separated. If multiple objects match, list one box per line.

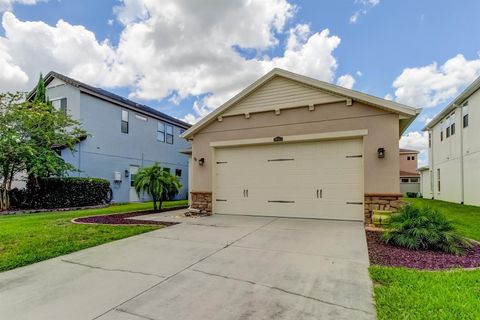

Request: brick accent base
left=364, top=193, right=403, bottom=225
left=190, top=191, right=212, bottom=215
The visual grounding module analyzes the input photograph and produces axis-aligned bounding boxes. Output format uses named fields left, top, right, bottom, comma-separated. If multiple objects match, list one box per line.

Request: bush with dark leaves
left=382, top=204, right=472, bottom=255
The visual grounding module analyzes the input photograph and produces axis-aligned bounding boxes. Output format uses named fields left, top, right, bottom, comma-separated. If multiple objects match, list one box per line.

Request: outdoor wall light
left=377, top=147, right=385, bottom=158
left=198, top=158, right=205, bottom=166
left=124, top=169, right=130, bottom=177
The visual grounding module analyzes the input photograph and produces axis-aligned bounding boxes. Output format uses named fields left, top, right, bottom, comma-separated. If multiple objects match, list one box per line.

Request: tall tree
left=33, top=73, right=47, bottom=103
left=134, top=163, right=182, bottom=211
left=0, top=92, right=87, bottom=210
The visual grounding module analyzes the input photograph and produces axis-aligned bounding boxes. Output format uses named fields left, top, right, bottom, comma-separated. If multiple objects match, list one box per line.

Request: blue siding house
left=38, top=72, right=191, bottom=203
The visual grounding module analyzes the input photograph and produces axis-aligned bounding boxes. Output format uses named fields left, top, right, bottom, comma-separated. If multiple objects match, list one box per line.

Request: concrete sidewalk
left=0, top=211, right=375, bottom=320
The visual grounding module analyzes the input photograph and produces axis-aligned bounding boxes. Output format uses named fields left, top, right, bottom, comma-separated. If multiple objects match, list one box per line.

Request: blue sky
left=1, top=0, right=480, bottom=166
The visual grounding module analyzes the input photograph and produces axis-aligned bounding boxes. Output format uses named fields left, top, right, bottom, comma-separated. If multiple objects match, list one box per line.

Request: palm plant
left=382, top=204, right=472, bottom=255
left=133, top=163, right=182, bottom=211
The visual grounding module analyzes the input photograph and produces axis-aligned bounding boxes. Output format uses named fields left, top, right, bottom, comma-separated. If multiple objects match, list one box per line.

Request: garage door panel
left=214, top=139, right=364, bottom=220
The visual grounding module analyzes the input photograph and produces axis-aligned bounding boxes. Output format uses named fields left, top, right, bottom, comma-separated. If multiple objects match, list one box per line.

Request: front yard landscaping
left=370, top=198, right=480, bottom=320
left=0, top=200, right=187, bottom=272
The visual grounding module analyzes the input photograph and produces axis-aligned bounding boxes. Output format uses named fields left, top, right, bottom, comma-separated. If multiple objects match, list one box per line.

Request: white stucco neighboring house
left=418, top=166, right=432, bottom=199
left=423, top=76, right=480, bottom=206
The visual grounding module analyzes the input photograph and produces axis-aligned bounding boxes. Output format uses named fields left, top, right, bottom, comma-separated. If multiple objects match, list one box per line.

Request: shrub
left=406, top=192, right=418, bottom=198
left=382, top=205, right=472, bottom=255
left=10, top=177, right=112, bottom=209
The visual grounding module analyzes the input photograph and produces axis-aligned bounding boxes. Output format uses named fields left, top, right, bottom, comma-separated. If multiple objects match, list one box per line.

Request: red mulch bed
left=73, top=208, right=185, bottom=226
left=367, top=231, right=480, bottom=270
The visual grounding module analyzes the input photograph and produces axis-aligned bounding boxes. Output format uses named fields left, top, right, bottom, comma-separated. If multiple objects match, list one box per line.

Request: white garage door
left=214, top=139, right=364, bottom=221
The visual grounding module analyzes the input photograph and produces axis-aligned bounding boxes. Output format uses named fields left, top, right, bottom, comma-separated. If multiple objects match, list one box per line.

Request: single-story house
left=181, top=68, right=420, bottom=224
left=399, top=148, right=420, bottom=195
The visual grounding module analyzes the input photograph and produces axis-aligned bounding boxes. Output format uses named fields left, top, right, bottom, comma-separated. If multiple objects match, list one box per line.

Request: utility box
left=113, top=171, right=122, bottom=182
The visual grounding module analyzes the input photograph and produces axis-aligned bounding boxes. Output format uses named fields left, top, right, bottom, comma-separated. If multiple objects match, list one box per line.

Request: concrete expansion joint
left=61, top=259, right=164, bottom=279
left=114, top=308, right=156, bottom=320
left=190, top=268, right=373, bottom=316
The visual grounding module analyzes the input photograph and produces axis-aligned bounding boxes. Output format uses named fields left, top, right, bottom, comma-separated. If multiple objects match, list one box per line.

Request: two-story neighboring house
left=399, top=148, right=420, bottom=195
left=422, top=76, right=479, bottom=206
left=32, top=72, right=191, bottom=203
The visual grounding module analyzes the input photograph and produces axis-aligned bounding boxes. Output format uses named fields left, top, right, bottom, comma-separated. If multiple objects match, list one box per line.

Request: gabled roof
left=182, top=68, right=421, bottom=139
left=424, top=75, right=480, bottom=130
left=28, top=71, right=191, bottom=129
left=400, top=148, right=420, bottom=154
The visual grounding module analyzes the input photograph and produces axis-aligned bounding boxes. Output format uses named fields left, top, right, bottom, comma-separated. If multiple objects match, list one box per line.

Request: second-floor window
left=121, top=110, right=129, bottom=134
left=428, top=132, right=432, bottom=147
left=157, top=122, right=165, bottom=142
left=157, top=121, right=174, bottom=144
left=463, top=103, right=469, bottom=128
left=166, top=124, right=173, bottom=144
left=52, top=98, right=67, bottom=114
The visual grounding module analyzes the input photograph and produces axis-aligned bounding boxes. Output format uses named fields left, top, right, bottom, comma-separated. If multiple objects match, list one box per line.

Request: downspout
left=456, top=104, right=465, bottom=204
left=78, top=141, right=82, bottom=177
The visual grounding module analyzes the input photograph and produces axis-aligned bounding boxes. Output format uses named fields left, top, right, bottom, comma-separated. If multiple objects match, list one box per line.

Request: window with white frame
left=157, top=121, right=165, bottom=142
left=121, top=110, right=129, bottom=133
left=52, top=98, right=67, bottom=114
left=166, top=124, right=173, bottom=144
left=463, top=102, right=469, bottom=128
left=437, top=168, right=441, bottom=192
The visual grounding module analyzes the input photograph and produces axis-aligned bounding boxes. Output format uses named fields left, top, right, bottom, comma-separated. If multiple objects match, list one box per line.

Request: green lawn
left=0, top=200, right=187, bottom=272
left=370, top=198, right=480, bottom=320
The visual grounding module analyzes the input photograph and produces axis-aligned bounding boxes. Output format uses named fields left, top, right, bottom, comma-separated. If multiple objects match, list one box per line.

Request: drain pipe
left=456, top=104, right=465, bottom=204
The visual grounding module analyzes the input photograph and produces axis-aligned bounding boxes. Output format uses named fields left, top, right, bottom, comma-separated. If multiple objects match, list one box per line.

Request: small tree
left=134, top=163, right=182, bottom=211
left=0, top=92, right=87, bottom=210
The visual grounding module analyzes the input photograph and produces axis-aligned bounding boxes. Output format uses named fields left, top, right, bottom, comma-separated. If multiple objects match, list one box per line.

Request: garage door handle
left=246, top=189, right=248, bottom=197
left=317, top=189, right=322, bottom=199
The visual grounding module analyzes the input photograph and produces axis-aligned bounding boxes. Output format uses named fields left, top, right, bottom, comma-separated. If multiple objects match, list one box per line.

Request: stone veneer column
left=190, top=191, right=212, bottom=215
left=364, top=193, right=404, bottom=226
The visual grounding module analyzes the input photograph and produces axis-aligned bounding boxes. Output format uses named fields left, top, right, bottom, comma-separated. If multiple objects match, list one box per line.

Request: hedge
left=10, top=177, right=112, bottom=209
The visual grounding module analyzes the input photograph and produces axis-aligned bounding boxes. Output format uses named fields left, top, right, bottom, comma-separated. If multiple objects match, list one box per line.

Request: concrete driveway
left=0, top=210, right=375, bottom=320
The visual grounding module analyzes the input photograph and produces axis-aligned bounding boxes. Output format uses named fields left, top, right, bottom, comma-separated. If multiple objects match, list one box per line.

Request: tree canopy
left=0, top=92, right=87, bottom=210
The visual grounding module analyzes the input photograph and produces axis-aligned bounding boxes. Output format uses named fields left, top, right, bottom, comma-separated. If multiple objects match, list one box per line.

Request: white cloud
left=356, top=70, right=363, bottom=77
left=400, top=131, right=429, bottom=168
left=336, top=74, right=355, bottom=89
left=0, top=0, right=42, bottom=12
left=390, top=54, right=480, bottom=108
left=0, top=12, right=116, bottom=90
left=349, top=0, right=380, bottom=24
left=384, top=93, right=393, bottom=101
left=0, top=1, right=345, bottom=125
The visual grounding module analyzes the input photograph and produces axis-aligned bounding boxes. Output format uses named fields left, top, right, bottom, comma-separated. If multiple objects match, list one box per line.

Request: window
left=410, top=178, right=419, bottom=183
left=401, top=178, right=409, bottom=183
left=407, top=156, right=411, bottom=160
left=428, top=132, right=432, bottom=148
left=162, top=167, right=171, bottom=174
left=412, top=156, right=415, bottom=160
left=446, top=126, right=450, bottom=138
left=175, top=169, right=182, bottom=177
left=121, top=110, right=129, bottom=133
left=450, top=122, right=455, bottom=136
left=166, top=125, right=173, bottom=144
left=463, top=103, right=469, bottom=128
left=52, top=98, right=67, bottom=114
left=437, top=168, right=441, bottom=192
left=440, top=131, right=443, bottom=141
left=157, top=122, right=165, bottom=142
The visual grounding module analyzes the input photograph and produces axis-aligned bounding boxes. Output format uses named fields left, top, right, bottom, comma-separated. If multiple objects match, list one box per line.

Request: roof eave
left=183, top=68, right=419, bottom=139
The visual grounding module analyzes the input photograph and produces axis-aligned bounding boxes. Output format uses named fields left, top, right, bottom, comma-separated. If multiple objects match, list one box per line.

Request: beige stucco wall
left=400, top=152, right=418, bottom=173
left=189, top=101, right=400, bottom=194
